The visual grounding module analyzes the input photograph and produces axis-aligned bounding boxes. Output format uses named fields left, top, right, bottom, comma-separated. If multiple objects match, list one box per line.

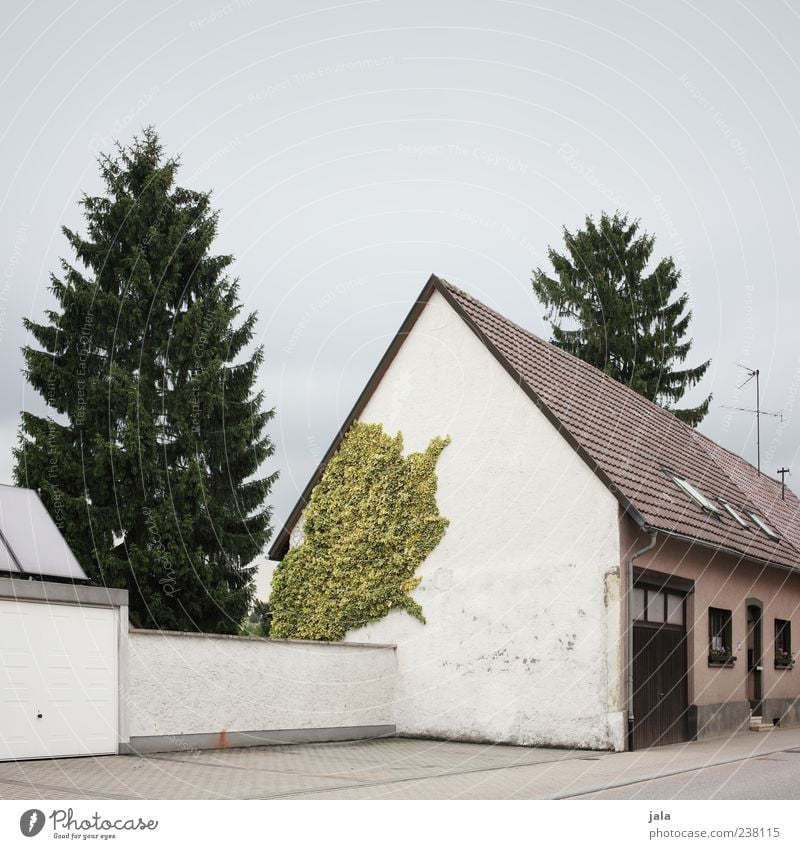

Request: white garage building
left=0, top=484, right=394, bottom=762
left=0, top=484, right=128, bottom=761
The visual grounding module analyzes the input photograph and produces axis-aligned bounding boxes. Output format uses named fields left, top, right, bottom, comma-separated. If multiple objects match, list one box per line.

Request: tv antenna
left=721, top=365, right=783, bottom=476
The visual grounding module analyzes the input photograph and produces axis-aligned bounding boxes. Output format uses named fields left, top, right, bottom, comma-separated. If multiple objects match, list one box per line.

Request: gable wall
left=331, top=289, right=624, bottom=749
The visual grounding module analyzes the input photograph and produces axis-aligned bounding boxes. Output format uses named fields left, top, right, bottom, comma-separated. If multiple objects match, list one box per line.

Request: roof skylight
left=743, top=510, right=780, bottom=542
left=666, top=471, right=720, bottom=515
left=718, top=499, right=749, bottom=528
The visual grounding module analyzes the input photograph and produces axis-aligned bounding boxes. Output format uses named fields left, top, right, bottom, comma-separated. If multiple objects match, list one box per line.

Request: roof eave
left=640, top=524, right=800, bottom=575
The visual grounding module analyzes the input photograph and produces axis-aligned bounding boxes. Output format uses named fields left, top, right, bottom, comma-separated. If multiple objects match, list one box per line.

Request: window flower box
left=775, top=651, right=794, bottom=669
left=708, top=650, right=736, bottom=668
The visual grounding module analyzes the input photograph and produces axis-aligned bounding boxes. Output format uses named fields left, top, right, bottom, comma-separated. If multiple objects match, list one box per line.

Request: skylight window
left=718, top=499, right=749, bottom=528
left=666, top=470, right=720, bottom=515
left=743, top=510, right=780, bottom=542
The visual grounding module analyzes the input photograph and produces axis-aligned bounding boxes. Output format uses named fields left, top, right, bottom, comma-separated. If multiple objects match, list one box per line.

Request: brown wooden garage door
left=631, top=582, right=689, bottom=750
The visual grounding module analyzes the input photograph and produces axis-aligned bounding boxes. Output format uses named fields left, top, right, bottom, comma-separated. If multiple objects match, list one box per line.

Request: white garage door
left=0, top=599, right=118, bottom=760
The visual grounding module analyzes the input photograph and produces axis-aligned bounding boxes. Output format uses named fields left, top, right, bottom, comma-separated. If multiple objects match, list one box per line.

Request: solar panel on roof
left=0, top=485, right=89, bottom=581
left=0, top=532, right=22, bottom=573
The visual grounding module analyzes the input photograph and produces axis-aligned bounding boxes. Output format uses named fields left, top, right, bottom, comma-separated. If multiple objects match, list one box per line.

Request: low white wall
left=127, top=630, right=396, bottom=746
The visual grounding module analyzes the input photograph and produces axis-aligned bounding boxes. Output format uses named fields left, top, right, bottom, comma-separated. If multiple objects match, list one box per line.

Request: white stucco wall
left=322, top=289, right=625, bottom=749
left=127, top=631, right=396, bottom=738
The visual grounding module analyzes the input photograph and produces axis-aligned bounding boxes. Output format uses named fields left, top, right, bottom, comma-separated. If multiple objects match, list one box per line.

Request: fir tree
left=532, top=211, right=711, bottom=426
left=14, top=128, right=275, bottom=633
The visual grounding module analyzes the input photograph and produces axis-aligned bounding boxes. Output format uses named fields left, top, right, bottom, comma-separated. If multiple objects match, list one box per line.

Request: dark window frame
left=775, top=619, right=793, bottom=668
left=708, top=607, right=735, bottom=666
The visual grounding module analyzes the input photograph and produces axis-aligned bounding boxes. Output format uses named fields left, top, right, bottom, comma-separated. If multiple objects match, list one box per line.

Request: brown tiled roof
left=442, top=278, right=800, bottom=570
left=269, top=274, right=800, bottom=568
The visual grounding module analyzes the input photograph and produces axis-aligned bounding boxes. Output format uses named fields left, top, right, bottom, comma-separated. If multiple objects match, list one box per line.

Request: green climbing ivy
left=269, top=422, right=450, bottom=640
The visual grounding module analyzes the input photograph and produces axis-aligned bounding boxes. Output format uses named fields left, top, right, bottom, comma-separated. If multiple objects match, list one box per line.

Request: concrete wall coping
left=0, top=577, right=128, bottom=608
left=129, top=627, right=396, bottom=650
left=124, top=725, right=396, bottom=754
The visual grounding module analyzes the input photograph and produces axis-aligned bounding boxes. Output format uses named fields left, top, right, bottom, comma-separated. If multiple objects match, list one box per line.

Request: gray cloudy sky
left=2, top=1, right=799, bottom=592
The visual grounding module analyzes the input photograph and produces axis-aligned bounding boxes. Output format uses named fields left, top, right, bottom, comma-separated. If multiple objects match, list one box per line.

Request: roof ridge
left=443, top=277, right=792, bottom=497
left=439, top=276, right=708, bottom=436
left=684, top=430, right=765, bottom=508
left=688, top=426, right=800, bottom=528
left=690, top=425, right=787, bottom=491
left=687, top=430, right=800, bottom=559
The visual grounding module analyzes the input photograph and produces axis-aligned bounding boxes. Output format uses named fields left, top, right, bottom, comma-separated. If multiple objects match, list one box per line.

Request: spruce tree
left=14, top=128, right=275, bottom=633
left=532, top=212, right=711, bottom=426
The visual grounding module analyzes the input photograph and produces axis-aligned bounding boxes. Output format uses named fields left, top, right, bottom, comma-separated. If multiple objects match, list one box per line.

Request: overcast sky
left=2, top=1, right=799, bottom=595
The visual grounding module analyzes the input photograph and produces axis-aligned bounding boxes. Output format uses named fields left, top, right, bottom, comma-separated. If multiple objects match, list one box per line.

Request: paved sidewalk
left=2, top=727, right=800, bottom=800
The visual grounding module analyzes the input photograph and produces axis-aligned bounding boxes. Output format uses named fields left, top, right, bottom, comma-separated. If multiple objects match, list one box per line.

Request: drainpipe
left=626, top=530, right=657, bottom=752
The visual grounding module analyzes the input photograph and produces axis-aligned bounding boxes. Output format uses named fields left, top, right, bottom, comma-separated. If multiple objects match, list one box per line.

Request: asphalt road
left=2, top=728, right=800, bottom=799
left=571, top=748, right=800, bottom=799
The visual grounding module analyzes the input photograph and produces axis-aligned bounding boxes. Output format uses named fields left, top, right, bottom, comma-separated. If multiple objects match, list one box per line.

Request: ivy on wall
left=269, top=421, right=450, bottom=640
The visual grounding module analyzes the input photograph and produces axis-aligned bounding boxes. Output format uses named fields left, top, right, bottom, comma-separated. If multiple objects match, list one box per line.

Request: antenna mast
left=751, top=367, right=760, bottom=477
left=721, top=366, right=783, bottom=476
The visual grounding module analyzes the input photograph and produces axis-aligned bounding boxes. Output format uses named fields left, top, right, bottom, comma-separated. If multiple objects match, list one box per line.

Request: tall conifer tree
left=14, top=128, right=275, bottom=633
left=532, top=212, right=711, bottom=426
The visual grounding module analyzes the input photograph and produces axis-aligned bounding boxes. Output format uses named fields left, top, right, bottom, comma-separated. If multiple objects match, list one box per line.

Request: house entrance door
left=746, top=603, right=763, bottom=716
left=632, top=624, right=689, bottom=748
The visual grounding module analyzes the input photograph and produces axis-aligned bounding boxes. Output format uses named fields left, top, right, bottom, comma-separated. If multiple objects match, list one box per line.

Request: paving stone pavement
left=2, top=727, right=800, bottom=800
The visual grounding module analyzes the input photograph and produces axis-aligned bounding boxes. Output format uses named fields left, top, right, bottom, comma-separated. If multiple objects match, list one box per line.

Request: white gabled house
left=271, top=275, right=800, bottom=751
